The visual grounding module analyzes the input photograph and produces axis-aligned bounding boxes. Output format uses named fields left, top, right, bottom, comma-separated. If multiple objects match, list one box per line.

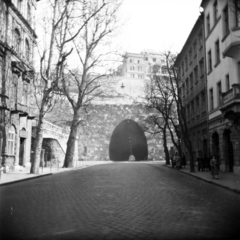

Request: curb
left=0, top=163, right=108, bottom=186
left=0, top=173, right=53, bottom=186
left=163, top=164, right=240, bottom=195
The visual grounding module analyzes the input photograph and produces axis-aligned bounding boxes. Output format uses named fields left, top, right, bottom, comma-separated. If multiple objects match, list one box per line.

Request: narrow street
left=0, top=162, right=239, bottom=240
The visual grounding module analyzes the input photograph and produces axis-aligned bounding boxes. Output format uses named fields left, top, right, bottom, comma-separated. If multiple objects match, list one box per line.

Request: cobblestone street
left=0, top=162, right=239, bottom=240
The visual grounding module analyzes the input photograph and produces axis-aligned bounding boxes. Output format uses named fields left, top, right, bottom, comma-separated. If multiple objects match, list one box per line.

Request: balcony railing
left=221, top=84, right=240, bottom=108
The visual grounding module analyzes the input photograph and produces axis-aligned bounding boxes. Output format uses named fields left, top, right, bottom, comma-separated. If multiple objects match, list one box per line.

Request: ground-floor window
left=7, top=125, right=15, bottom=155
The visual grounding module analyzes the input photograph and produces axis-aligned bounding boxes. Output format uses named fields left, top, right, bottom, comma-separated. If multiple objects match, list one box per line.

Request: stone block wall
left=78, top=104, right=164, bottom=161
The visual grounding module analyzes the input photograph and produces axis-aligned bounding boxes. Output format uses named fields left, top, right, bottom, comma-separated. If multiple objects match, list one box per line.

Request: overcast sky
left=116, top=0, right=202, bottom=54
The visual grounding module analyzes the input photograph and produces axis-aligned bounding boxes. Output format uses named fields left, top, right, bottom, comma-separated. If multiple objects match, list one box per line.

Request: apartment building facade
left=201, top=0, right=240, bottom=173
left=175, top=14, right=209, bottom=163
left=0, top=0, right=37, bottom=169
left=120, top=51, right=167, bottom=79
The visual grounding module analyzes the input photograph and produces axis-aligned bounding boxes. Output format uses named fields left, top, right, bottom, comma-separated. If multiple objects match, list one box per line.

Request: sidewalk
left=0, top=161, right=111, bottom=186
left=165, top=163, right=240, bottom=194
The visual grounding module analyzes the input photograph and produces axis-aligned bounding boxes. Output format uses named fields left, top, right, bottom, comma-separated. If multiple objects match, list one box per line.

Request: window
left=130, top=59, right=132, bottom=63
left=190, top=73, right=193, bottom=90
left=193, top=40, right=197, bottom=57
left=208, top=50, right=212, bottom=73
left=130, top=74, right=135, bottom=78
left=14, top=29, right=21, bottom=53
left=25, top=39, right=30, bottom=62
left=17, top=0, right=22, bottom=11
left=182, top=83, right=185, bottom=96
left=223, top=5, right=229, bottom=36
left=217, top=81, right=222, bottom=106
left=226, top=74, right=230, bottom=91
left=214, top=1, right=218, bottom=24
left=137, top=60, right=140, bottom=64
left=194, top=66, right=198, bottom=83
left=22, top=82, right=28, bottom=105
left=7, top=125, right=15, bottom=155
left=196, top=97, right=199, bottom=115
left=215, top=39, right=220, bottom=65
left=209, top=88, right=214, bottom=111
left=130, top=66, right=134, bottom=71
left=198, top=30, right=203, bottom=49
left=27, top=3, right=31, bottom=24
left=0, top=56, right=3, bottom=92
left=200, top=59, right=204, bottom=76
left=189, top=49, right=192, bottom=63
left=181, top=62, right=184, bottom=76
left=145, top=57, right=148, bottom=61
left=235, top=0, right=240, bottom=27
left=206, top=14, right=210, bottom=35
left=138, top=67, right=142, bottom=71
left=153, top=58, right=156, bottom=62
left=191, top=101, right=194, bottom=116
left=201, top=92, right=206, bottom=112
left=185, top=57, right=188, bottom=70
left=186, top=78, right=189, bottom=93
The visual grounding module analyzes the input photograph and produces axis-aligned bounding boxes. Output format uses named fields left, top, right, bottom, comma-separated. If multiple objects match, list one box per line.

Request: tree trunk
left=162, top=127, right=170, bottom=165
left=63, top=112, right=78, bottom=168
left=30, top=116, right=44, bottom=174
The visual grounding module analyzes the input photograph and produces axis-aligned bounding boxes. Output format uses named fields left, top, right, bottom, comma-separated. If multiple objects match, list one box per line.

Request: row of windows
left=206, top=1, right=240, bottom=39
left=129, top=57, right=165, bottom=64
left=129, top=66, right=143, bottom=71
left=14, top=28, right=31, bottom=62
left=185, top=92, right=206, bottom=119
left=209, top=75, right=230, bottom=111
left=129, top=73, right=144, bottom=79
left=180, top=58, right=204, bottom=95
left=180, top=29, right=204, bottom=76
left=16, top=0, right=32, bottom=24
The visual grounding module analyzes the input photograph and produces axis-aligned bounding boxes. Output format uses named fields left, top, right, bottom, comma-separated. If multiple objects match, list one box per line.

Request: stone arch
left=42, top=138, right=65, bottom=166
left=223, top=129, right=234, bottom=172
left=109, top=119, right=148, bottom=161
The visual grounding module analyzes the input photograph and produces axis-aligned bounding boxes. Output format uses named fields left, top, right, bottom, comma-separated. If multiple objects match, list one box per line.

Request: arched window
left=14, top=29, right=21, bottom=53
left=25, top=39, right=30, bottom=62
left=8, top=125, right=16, bottom=155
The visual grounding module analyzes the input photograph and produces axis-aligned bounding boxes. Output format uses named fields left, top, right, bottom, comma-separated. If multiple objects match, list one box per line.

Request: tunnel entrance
left=109, top=119, right=148, bottom=161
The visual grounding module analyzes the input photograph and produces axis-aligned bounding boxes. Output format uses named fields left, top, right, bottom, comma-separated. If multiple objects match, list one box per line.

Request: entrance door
left=223, top=129, right=234, bottom=172
left=19, top=138, right=25, bottom=166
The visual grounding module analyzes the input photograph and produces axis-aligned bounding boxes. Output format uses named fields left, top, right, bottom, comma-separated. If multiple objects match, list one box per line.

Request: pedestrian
left=181, top=153, right=186, bottom=168
left=171, top=157, right=176, bottom=168
left=210, top=155, right=219, bottom=179
left=175, top=152, right=181, bottom=169
left=197, top=151, right=203, bottom=172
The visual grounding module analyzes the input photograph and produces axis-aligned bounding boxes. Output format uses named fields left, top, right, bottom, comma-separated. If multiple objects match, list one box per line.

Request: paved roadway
left=0, top=162, right=239, bottom=240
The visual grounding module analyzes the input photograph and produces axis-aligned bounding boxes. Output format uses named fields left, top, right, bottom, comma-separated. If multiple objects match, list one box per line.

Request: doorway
left=212, top=132, right=220, bottom=159
left=19, top=137, right=25, bottom=166
left=223, top=129, right=234, bottom=172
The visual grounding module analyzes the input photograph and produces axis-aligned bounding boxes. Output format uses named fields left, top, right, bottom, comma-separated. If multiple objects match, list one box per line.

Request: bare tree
left=163, top=51, right=195, bottom=172
left=61, top=0, right=122, bottom=168
left=31, top=0, right=108, bottom=174
left=145, top=71, right=179, bottom=165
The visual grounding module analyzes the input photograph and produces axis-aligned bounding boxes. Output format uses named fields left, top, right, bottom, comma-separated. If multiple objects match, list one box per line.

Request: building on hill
left=0, top=0, right=38, bottom=170
left=201, top=0, right=240, bottom=173
left=120, top=50, right=166, bottom=79
left=175, top=14, right=209, bottom=163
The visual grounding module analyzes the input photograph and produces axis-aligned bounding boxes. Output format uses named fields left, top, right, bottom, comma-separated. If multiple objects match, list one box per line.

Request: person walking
left=210, top=155, right=219, bottom=179
left=181, top=153, right=186, bottom=168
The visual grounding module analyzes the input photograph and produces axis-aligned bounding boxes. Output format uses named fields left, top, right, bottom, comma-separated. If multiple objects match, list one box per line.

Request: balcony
left=220, top=84, right=240, bottom=122
left=222, top=26, right=240, bottom=59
